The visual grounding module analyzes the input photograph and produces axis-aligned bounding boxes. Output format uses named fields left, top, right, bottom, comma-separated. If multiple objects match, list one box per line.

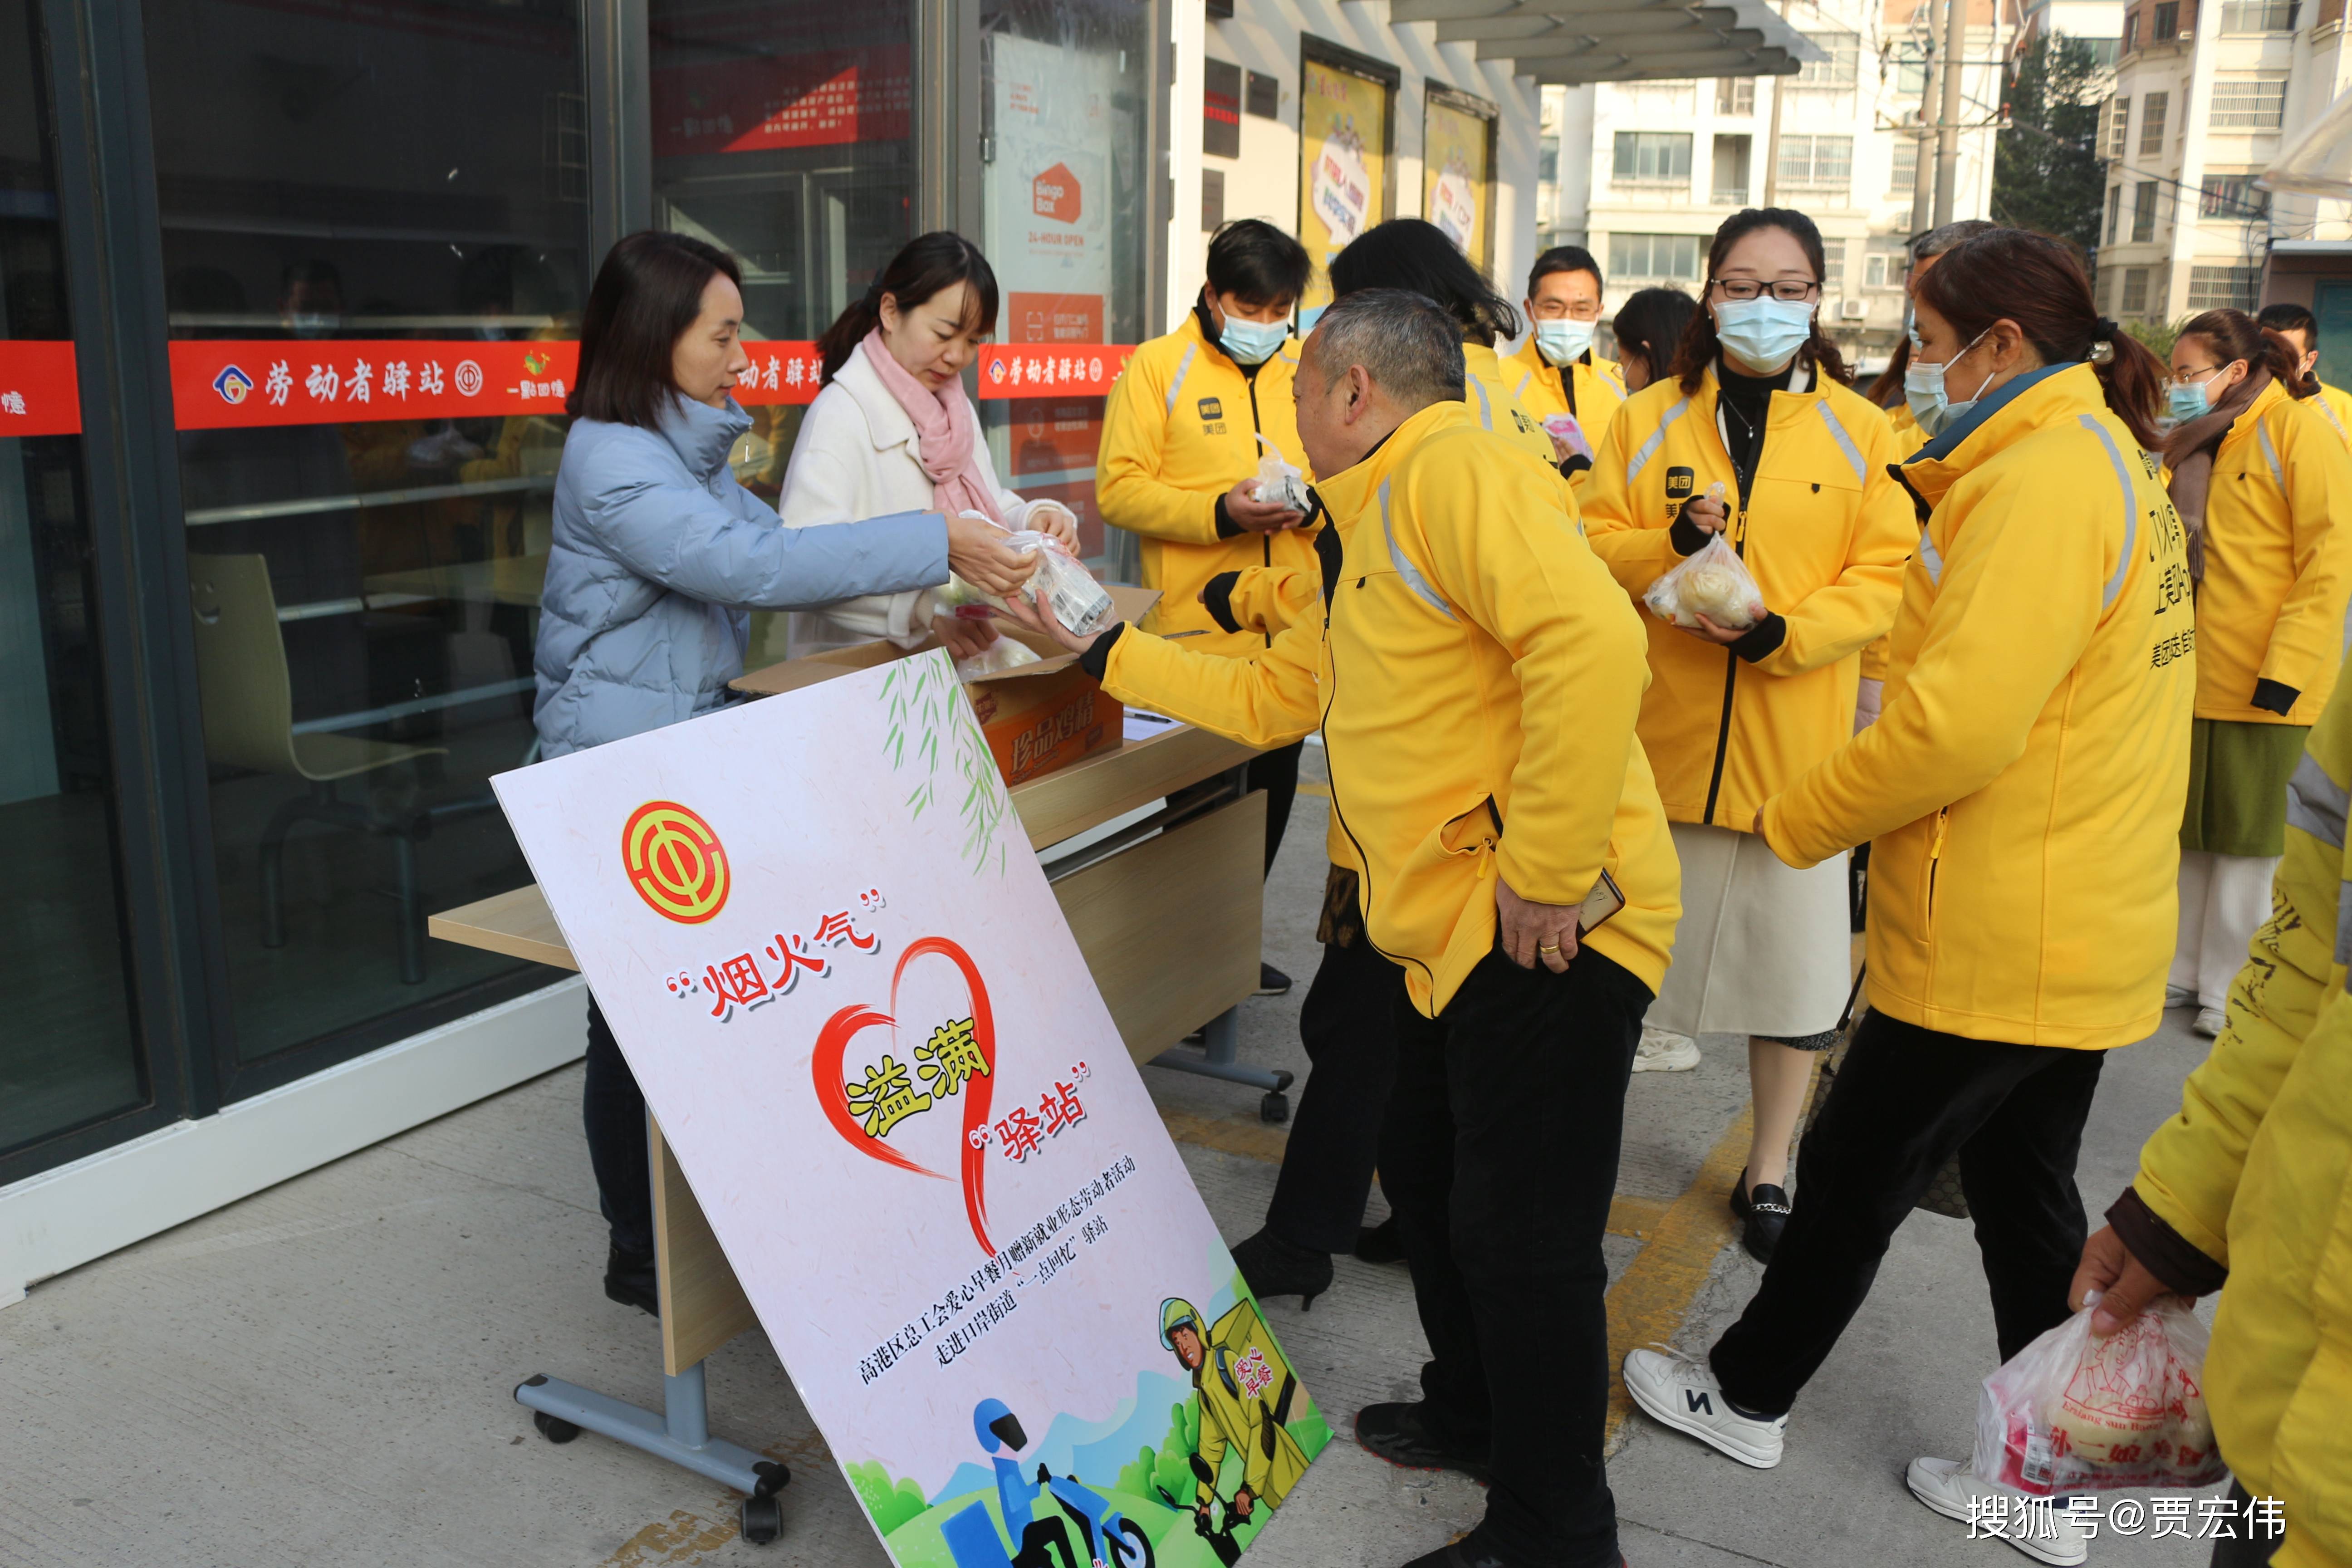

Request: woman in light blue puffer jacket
left=535, top=231, right=1040, bottom=1310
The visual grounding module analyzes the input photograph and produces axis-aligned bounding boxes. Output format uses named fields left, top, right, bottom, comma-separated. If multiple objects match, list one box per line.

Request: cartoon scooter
left=1042, top=1466, right=1156, bottom=1568
left=938, top=1400, right=1079, bottom=1568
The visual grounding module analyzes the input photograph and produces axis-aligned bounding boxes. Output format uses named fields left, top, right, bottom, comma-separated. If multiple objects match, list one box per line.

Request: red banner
left=976, top=343, right=1132, bottom=400
left=730, top=342, right=827, bottom=406
left=169, top=340, right=583, bottom=430
left=0, top=341, right=83, bottom=437
left=652, top=49, right=912, bottom=157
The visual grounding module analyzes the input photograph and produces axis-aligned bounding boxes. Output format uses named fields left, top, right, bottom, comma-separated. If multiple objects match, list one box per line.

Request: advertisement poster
left=1298, top=59, right=1391, bottom=317
left=1423, top=92, right=1495, bottom=270
left=985, top=34, right=1116, bottom=312
left=492, top=662, right=1329, bottom=1567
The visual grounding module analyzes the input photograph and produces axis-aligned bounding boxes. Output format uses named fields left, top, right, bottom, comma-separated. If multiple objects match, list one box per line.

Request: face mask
left=1712, top=296, right=1816, bottom=374
left=2167, top=382, right=2212, bottom=421
left=1218, top=315, right=1289, bottom=366
left=1903, top=327, right=1993, bottom=436
left=1534, top=318, right=1597, bottom=368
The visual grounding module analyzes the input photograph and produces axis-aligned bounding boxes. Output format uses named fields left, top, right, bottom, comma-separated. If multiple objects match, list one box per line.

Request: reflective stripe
left=2338, top=880, right=2352, bottom=966
left=1164, top=343, right=1198, bottom=416
left=2257, top=421, right=2285, bottom=489
left=1380, top=478, right=1455, bottom=620
left=2078, top=414, right=2139, bottom=611
left=1626, top=398, right=1691, bottom=483
left=1815, top=402, right=1867, bottom=485
left=1470, top=375, right=1494, bottom=430
left=1513, top=369, right=1533, bottom=402
left=2315, top=394, right=2350, bottom=444
left=1918, top=524, right=1944, bottom=585
left=2287, top=750, right=2348, bottom=850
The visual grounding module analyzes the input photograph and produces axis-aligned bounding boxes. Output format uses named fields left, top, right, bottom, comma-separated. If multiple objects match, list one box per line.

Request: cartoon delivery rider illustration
left=1158, top=1296, right=1309, bottom=1528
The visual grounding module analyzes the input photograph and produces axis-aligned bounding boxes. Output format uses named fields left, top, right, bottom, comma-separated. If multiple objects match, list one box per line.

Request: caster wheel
left=532, top=1410, right=580, bottom=1445
left=1259, top=1091, right=1289, bottom=1124
left=740, top=1492, right=783, bottom=1545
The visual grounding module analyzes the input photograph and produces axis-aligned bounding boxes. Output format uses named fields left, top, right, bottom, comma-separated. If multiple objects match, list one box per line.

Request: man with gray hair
left=1011, top=285, right=1682, bottom=1568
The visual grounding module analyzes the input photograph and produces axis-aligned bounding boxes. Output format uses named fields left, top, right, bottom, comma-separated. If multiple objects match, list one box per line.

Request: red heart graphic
left=810, top=936, right=998, bottom=1256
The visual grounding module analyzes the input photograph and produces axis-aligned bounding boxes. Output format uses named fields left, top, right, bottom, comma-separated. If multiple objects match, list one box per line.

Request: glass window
left=2200, top=174, right=2271, bottom=217
left=2122, top=266, right=2150, bottom=315
left=1711, top=134, right=1751, bottom=204
left=1606, top=232, right=1702, bottom=281
left=1777, top=134, right=1852, bottom=192
left=1890, top=136, right=1918, bottom=196
left=0, top=0, right=149, bottom=1156
left=1424, top=88, right=1496, bottom=269
left=1819, top=238, right=1846, bottom=288
left=1866, top=252, right=1887, bottom=288
left=1612, top=132, right=1692, bottom=183
left=2107, top=96, right=2129, bottom=159
left=2122, top=10, right=2140, bottom=50
left=2133, top=179, right=2160, bottom=240
left=2107, top=184, right=2123, bottom=242
left=982, top=0, right=1155, bottom=566
left=2141, top=91, right=2168, bottom=154
left=1794, top=31, right=1859, bottom=88
left=2154, top=0, right=2181, bottom=34
left=145, top=0, right=591, bottom=1069
left=1892, top=43, right=1929, bottom=97
left=2188, top=265, right=2261, bottom=309
left=2210, top=78, right=2289, bottom=129
left=2220, top=0, right=2299, bottom=27
left=1715, top=77, right=1754, bottom=115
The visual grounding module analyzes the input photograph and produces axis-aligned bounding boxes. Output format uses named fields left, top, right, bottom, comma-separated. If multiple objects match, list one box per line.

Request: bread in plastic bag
left=952, top=637, right=1043, bottom=681
left=1252, top=434, right=1312, bottom=513
left=948, top=511, right=1118, bottom=637
left=1643, top=534, right=1767, bottom=631
left=1974, top=1298, right=2226, bottom=1496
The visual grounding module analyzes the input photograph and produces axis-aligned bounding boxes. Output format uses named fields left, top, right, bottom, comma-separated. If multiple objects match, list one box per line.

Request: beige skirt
left=1647, top=820, right=1851, bottom=1043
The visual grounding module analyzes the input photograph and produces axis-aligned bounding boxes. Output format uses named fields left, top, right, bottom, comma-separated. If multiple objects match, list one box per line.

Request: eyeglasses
left=1709, top=279, right=1821, bottom=303
left=2169, top=363, right=2228, bottom=390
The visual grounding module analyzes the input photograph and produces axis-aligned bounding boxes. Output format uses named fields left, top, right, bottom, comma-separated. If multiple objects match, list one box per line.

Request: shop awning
left=1388, top=0, right=1827, bottom=84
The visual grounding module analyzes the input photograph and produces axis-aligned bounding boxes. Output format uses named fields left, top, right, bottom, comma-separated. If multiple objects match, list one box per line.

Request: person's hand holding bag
left=1005, top=497, right=1081, bottom=554
left=946, top=510, right=1043, bottom=598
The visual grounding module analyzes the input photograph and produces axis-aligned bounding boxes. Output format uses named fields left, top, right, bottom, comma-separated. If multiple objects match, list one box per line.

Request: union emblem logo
left=622, top=801, right=730, bottom=924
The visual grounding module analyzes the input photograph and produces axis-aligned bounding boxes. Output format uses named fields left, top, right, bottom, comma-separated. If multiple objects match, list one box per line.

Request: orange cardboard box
left=730, top=584, right=1160, bottom=786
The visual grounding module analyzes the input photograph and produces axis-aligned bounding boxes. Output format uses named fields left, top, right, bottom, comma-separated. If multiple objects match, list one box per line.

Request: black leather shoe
left=1257, top=961, right=1293, bottom=996
left=1354, top=1215, right=1406, bottom=1264
left=604, top=1244, right=659, bottom=1315
left=1729, top=1169, right=1790, bottom=1264
left=1230, top=1226, right=1333, bottom=1310
left=1354, top=1401, right=1490, bottom=1484
left=1404, top=1553, right=1625, bottom=1568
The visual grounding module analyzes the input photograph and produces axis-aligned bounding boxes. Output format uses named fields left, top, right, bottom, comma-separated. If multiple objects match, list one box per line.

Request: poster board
left=491, top=659, right=1328, bottom=1567
left=1297, top=40, right=1398, bottom=321
left=1423, top=86, right=1498, bottom=273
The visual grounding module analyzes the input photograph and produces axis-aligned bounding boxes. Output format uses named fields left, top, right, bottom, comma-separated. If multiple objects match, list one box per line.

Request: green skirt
left=2180, top=718, right=2308, bottom=857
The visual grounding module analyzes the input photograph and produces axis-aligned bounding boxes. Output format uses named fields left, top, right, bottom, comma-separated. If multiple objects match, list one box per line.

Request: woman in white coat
left=783, top=232, right=1076, bottom=655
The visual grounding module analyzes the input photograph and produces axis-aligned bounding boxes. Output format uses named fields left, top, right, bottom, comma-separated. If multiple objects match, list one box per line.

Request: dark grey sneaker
left=1257, top=961, right=1292, bottom=996
left=1354, top=1401, right=1490, bottom=1484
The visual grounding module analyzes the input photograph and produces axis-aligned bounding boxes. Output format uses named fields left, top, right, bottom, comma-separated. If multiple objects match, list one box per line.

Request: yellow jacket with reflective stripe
left=2312, top=379, right=2352, bottom=450
left=2186, top=379, right=2352, bottom=725
left=1504, top=338, right=1626, bottom=447
left=1462, top=340, right=1559, bottom=463
left=1761, top=364, right=2195, bottom=1048
left=1095, top=313, right=1319, bottom=658
left=2131, top=679, right=2352, bottom=1568
left=1579, top=366, right=1915, bottom=830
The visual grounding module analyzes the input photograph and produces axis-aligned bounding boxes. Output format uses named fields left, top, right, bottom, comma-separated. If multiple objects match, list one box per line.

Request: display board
left=492, top=658, right=1328, bottom=1567
left=1423, top=87, right=1497, bottom=272
left=1297, top=50, right=1394, bottom=320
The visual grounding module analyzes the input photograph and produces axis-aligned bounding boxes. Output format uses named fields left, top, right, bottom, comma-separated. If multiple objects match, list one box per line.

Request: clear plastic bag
left=1252, top=434, right=1312, bottom=513
left=948, top=512, right=1119, bottom=637
left=952, top=637, right=1042, bottom=681
left=1975, top=1298, right=2226, bottom=1496
left=1643, top=533, right=1767, bottom=631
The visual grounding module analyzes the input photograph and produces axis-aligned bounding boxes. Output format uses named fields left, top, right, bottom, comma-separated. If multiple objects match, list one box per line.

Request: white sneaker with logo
left=1622, top=1347, right=1785, bottom=1468
left=1633, top=1028, right=1701, bottom=1073
left=2195, top=1007, right=2226, bottom=1039
left=1906, top=1457, right=2090, bottom=1567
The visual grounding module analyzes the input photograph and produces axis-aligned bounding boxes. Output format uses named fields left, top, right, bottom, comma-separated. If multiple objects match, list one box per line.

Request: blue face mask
left=1218, top=315, right=1289, bottom=366
left=1712, top=295, right=1815, bottom=374
left=1533, top=318, right=1597, bottom=368
left=1903, top=326, right=1992, bottom=436
left=2167, top=382, right=2213, bottom=421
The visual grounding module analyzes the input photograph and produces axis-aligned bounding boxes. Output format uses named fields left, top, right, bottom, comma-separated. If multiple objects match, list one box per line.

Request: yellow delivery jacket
left=2307, top=379, right=2352, bottom=449
left=1504, top=337, right=1626, bottom=447
left=1462, top=340, right=1558, bottom=463
left=2130, top=678, right=2352, bottom=1568
left=1580, top=366, right=1914, bottom=830
left=2186, top=379, right=2352, bottom=726
left=1096, top=313, right=1319, bottom=657
left=1760, top=363, right=2195, bottom=1049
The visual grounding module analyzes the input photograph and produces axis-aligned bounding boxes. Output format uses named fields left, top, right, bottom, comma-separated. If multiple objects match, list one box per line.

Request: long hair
left=569, top=231, right=742, bottom=429
left=1668, top=207, right=1852, bottom=393
left=1329, top=218, right=1521, bottom=346
left=1911, top=229, right=2167, bottom=450
left=2179, top=308, right=2315, bottom=399
left=816, top=232, right=1000, bottom=385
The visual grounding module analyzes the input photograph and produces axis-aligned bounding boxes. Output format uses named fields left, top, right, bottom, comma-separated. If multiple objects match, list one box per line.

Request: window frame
left=1612, top=129, right=1694, bottom=183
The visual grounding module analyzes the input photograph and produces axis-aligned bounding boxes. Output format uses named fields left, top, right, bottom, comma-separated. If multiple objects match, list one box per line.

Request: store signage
left=492, top=661, right=1329, bottom=1567
left=0, top=341, right=83, bottom=437
left=978, top=343, right=1131, bottom=400
left=167, top=339, right=583, bottom=430
left=1032, top=162, right=1082, bottom=223
left=651, top=49, right=913, bottom=156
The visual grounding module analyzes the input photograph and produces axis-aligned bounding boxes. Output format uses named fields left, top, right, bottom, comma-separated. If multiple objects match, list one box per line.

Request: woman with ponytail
left=2162, top=307, right=2352, bottom=1037
left=1624, top=228, right=2199, bottom=1563
left=782, top=231, right=1079, bottom=654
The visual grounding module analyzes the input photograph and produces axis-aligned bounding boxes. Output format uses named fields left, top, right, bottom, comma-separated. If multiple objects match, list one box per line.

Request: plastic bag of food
left=1974, top=1298, right=2226, bottom=1496
left=1542, top=412, right=1592, bottom=464
left=1252, top=434, right=1312, bottom=514
left=949, top=512, right=1119, bottom=637
left=952, top=637, right=1042, bottom=681
left=1643, top=533, right=1766, bottom=631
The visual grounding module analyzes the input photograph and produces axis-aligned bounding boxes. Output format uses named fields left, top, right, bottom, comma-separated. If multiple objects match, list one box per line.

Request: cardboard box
left=730, top=584, right=1160, bottom=786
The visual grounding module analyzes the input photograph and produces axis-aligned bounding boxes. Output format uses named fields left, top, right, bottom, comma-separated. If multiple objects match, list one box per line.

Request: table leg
left=1149, top=1006, right=1295, bottom=1122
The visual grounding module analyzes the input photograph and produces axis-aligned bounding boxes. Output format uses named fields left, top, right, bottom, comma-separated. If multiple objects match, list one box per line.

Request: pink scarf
left=859, top=328, right=1001, bottom=524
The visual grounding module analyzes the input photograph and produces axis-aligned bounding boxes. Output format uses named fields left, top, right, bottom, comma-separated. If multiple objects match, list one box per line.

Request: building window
left=1892, top=42, right=1930, bottom=96
left=2122, top=9, right=2140, bottom=50
left=1715, top=77, right=1754, bottom=114
left=1819, top=238, right=1846, bottom=288
left=1867, top=253, right=1888, bottom=288
left=1891, top=137, right=1919, bottom=196
left=2107, top=96, right=2130, bottom=159
left=2200, top=174, right=2272, bottom=217
left=1794, top=31, right=1860, bottom=87
left=2153, top=0, right=2180, bottom=35
left=2140, top=91, right=2168, bottom=154
left=1613, top=131, right=1694, bottom=182
left=2220, top=0, right=2298, bottom=29
left=1777, top=133, right=1852, bottom=194
left=1608, top=232, right=1704, bottom=280
left=2210, top=78, right=2290, bottom=128
left=2106, top=184, right=2123, bottom=242
left=2132, top=179, right=2160, bottom=240
left=1711, top=134, right=1752, bottom=203
left=2122, top=266, right=2151, bottom=314
left=2188, top=265, right=2263, bottom=309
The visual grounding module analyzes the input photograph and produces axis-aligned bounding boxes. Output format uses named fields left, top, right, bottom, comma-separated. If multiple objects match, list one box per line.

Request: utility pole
left=1932, top=0, right=1968, bottom=225
left=1764, top=64, right=1786, bottom=204
left=1908, top=10, right=1940, bottom=235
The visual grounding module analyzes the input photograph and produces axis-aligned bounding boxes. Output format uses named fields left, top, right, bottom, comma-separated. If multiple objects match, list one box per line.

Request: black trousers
left=1264, top=933, right=1406, bottom=1253
left=1383, top=946, right=1651, bottom=1568
left=2210, top=1483, right=2283, bottom=1568
left=1710, top=1009, right=2107, bottom=1416
left=583, top=997, right=655, bottom=1259
left=1246, top=740, right=1303, bottom=874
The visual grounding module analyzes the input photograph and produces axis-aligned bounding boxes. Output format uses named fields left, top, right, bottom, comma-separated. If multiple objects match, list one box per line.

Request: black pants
left=1710, top=1010, right=2106, bottom=1416
left=2210, top=1483, right=2283, bottom=1568
left=1247, top=741, right=1303, bottom=874
left=1264, top=934, right=1406, bottom=1253
left=583, top=997, right=655, bottom=1259
left=1383, top=946, right=1651, bottom=1568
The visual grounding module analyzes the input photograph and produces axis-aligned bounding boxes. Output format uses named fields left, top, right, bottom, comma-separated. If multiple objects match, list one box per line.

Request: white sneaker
left=2164, top=984, right=2195, bottom=1009
left=1906, top=1457, right=2089, bottom=1567
left=2194, top=1007, right=2225, bottom=1038
left=1622, top=1346, right=1785, bottom=1468
left=1633, top=1028, right=1701, bottom=1073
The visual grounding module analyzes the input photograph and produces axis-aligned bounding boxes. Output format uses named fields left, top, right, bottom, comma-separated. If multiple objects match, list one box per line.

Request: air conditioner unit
left=1838, top=299, right=1868, bottom=320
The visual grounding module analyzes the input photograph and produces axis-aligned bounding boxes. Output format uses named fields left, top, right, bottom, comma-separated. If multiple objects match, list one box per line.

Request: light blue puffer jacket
left=534, top=394, right=946, bottom=756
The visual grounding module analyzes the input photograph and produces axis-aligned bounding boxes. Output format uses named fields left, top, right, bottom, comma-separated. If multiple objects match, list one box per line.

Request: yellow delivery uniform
left=1461, top=341, right=1558, bottom=465
left=2305, top=378, right=2352, bottom=449
left=1504, top=336, right=1626, bottom=446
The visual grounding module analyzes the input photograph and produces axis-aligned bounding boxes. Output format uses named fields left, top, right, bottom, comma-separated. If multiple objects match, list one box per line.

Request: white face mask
left=1712, top=296, right=1815, bottom=375
left=1902, top=326, right=1994, bottom=436
left=1533, top=318, right=1597, bottom=368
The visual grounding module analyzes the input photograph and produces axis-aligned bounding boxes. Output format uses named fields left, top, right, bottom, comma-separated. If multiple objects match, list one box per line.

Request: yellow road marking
left=600, top=1508, right=738, bottom=1567
left=1297, top=780, right=1331, bottom=799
